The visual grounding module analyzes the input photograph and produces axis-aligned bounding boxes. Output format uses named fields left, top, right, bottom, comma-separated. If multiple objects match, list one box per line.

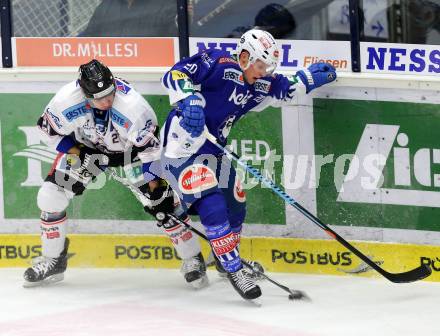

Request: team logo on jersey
left=115, top=79, right=131, bottom=94
left=62, top=103, right=89, bottom=122
left=254, top=79, right=271, bottom=94
left=228, top=87, right=253, bottom=107
left=233, top=176, right=246, bottom=203
left=223, top=68, right=244, bottom=85
left=171, top=70, right=188, bottom=80
left=218, top=115, right=236, bottom=142
left=178, top=164, right=217, bottom=194
left=110, top=109, right=132, bottom=129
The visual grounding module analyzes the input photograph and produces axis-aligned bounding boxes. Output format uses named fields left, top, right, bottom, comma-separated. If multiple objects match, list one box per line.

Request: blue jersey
left=161, top=49, right=298, bottom=155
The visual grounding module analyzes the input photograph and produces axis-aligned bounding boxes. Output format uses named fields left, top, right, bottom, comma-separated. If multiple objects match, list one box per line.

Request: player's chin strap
left=202, top=130, right=431, bottom=284
left=106, top=167, right=309, bottom=301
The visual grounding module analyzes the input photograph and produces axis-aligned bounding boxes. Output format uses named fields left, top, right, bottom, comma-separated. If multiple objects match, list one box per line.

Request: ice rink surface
left=0, top=268, right=438, bottom=336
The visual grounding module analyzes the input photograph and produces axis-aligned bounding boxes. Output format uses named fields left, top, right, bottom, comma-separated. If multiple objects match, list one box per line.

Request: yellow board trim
left=1, top=234, right=439, bottom=282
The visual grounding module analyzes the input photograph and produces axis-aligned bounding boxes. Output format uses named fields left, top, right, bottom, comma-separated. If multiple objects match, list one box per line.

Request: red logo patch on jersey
left=178, top=164, right=218, bottom=194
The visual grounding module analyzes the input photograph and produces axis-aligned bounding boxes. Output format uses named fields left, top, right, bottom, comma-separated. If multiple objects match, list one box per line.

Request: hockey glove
left=66, top=145, right=109, bottom=180
left=178, top=94, right=205, bottom=138
left=272, top=75, right=298, bottom=102
left=296, top=62, right=337, bottom=94
left=140, top=178, right=175, bottom=224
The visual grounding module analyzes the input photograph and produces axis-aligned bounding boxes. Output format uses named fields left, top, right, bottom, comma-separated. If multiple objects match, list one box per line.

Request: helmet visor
left=254, top=58, right=277, bottom=76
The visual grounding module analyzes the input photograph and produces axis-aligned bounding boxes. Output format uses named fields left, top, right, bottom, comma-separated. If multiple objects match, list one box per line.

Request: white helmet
left=236, top=29, right=279, bottom=74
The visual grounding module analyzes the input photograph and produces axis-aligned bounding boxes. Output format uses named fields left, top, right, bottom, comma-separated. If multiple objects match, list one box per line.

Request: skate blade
left=217, top=271, right=228, bottom=279
left=23, top=273, right=64, bottom=288
left=189, top=275, right=209, bottom=289
left=246, top=298, right=262, bottom=307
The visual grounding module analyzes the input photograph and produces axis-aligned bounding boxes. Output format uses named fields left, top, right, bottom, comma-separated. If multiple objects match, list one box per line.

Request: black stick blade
left=288, top=290, right=311, bottom=301
left=384, top=264, right=431, bottom=283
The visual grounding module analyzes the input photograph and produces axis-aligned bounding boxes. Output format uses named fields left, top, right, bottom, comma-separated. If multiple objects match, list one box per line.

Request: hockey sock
left=40, top=211, right=68, bottom=258
left=194, top=193, right=242, bottom=273
left=162, top=215, right=201, bottom=259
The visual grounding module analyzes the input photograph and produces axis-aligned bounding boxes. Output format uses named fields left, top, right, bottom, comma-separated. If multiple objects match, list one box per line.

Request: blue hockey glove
left=178, top=94, right=205, bottom=138
left=269, top=74, right=298, bottom=102
left=296, top=62, right=337, bottom=93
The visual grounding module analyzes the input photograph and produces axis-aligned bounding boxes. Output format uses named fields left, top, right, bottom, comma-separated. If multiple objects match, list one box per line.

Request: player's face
left=91, top=92, right=115, bottom=110
left=240, top=51, right=272, bottom=84
left=245, top=59, right=270, bottom=84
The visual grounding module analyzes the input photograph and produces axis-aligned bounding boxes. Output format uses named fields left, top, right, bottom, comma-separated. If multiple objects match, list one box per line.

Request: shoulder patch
left=171, top=70, right=188, bottom=80
left=115, top=79, right=131, bottom=94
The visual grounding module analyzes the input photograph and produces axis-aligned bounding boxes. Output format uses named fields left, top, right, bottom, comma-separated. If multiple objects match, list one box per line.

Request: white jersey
left=38, top=78, right=160, bottom=163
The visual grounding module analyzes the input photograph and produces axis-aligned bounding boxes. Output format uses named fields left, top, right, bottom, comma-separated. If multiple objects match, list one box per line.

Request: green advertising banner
left=0, top=94, right=284, bottom=224
left=314, top=98, right=440, bottom=232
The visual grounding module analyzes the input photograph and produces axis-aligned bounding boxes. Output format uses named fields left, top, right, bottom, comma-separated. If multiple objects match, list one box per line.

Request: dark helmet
left=78, top=59, right=114, bottom=99
left=254, top=3, right=296, bottom=39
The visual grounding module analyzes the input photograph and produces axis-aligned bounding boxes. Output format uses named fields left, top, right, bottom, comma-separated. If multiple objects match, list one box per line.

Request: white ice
left=0, top=268, right=438, bottom=336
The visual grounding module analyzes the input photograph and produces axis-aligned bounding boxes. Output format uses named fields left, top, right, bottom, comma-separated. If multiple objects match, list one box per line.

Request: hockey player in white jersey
left=23, top=59, right=207, bottom=288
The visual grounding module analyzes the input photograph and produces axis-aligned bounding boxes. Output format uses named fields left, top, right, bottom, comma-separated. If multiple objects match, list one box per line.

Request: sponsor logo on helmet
left=258, top=36, right=272, bottom=50
left=178, top=164, right=217, bottom=194
left=254, top=79, right=271, bottom=93
left=97, top=81, right=104, bottom=88
left=223, top=68, right=244, bottom=85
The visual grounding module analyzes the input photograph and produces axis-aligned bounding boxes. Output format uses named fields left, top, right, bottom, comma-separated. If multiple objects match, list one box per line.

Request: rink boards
left=1, top=234, right=439, bottom=282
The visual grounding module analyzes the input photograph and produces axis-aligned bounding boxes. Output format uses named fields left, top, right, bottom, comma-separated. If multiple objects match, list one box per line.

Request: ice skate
left=215, top=257, right=265, bottom=280
left=181, top=252, right=208, bottom=289
left=23, top=238, right=70, bottom=288
left=227, top=267, right=262, bottom=300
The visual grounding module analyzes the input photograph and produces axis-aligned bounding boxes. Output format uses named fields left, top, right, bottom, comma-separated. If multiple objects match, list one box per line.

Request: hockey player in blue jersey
left=160, top=29, right=336, bottom=300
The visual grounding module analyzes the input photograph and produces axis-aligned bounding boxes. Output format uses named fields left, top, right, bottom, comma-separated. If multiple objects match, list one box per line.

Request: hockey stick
left=203, top=131, right=432, bottom=283
left=163, top=212, right=309, bottom=301
left=106, top=168, right=309, bottom=301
